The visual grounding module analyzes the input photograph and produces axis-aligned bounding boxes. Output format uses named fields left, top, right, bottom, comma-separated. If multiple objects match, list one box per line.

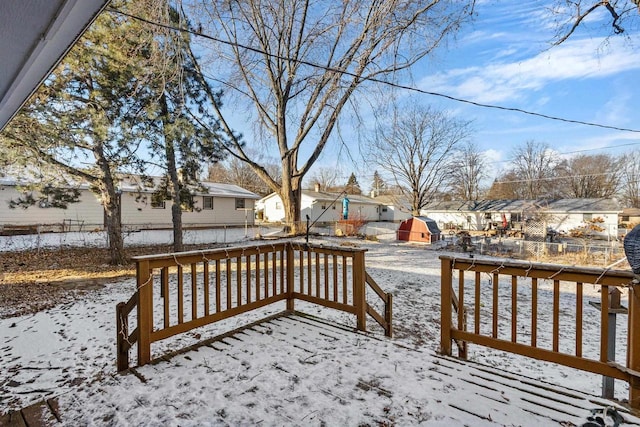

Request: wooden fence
left=440, top=255, right=640, bottom=409
left=117, top=242, right=392, bottom=371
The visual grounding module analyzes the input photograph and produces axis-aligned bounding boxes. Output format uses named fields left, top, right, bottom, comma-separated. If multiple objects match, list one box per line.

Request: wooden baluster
left=342, top=256, right=348, bottom=305
left=161, top=267, right=169, bottom=329
left=492, top=273, right=499, bottom=339
left=177, top=265, right=184, bottom=324
left=474, top=271, right=481, bottom=335
left=315, top=252, right=320, bottom=298
left=531, top=277, right=538, bottom=347
left=215, top=259, right=221, bottom=313
left=191, top=263, right=197, bottom=320
left=203, top=262, right=210, bottom=317
left=576, top=282, right=583, bottom=357
left=511, top=276, right=517, bottom=343
left=553, top=279, right=560, bottom=352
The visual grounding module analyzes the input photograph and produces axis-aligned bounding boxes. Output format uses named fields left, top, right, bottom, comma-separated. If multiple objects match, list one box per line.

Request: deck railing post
left=629, top=280, right=640, bottom=409
left=354, top=250, right=366, bottom=332
left=285, top=243, right=295, bottom=311
left=440, top=257, right=453, bottom=356
left=137, top=260, right=152, bottom=366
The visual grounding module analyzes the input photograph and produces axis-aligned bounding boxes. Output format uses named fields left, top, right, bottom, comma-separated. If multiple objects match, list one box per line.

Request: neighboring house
left=372, top=194, right=412, bottom=222
left=421, top=198, right=622, bottom=239
left=259, top=189, right=381, bottom=224
left=0, top=179, right=103, bottom=231
left=0, top=175, right=260, bottom=232
left=619, top=208, right=640, bottom=228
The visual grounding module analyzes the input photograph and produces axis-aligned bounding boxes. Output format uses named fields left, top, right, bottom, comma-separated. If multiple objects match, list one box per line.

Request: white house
left=0, top=175, right=260, bottom=233
left=259, top=190, right=381, bottom=224
left=421, top=198, right=622, bottom=239
left=372, top=194, right=412, bottom=222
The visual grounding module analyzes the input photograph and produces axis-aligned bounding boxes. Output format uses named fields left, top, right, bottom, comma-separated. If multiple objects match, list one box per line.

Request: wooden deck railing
left=117, top=242, right=392, bottom=371
left=440, top=255, right=640, bottom=409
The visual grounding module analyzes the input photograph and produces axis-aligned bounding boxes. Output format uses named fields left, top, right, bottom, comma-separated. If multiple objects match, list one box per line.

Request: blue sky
left=313, top=1, right=640, bottom=189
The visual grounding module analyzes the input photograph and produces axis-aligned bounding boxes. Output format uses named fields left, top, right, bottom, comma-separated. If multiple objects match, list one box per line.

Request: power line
left=107, top=8, right=640, bottom=135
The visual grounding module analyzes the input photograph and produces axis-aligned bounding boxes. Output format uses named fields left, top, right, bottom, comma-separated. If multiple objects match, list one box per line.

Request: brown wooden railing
left=440, top=255, right=640, bottom=409
left=117, top=242, right=392, bottom=371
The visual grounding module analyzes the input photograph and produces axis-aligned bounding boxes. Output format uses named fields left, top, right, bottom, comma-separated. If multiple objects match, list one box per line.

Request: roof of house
left=422, top=198, right=622, bottom=213
left=260, top=191, right=380, bottom=206
left=0, top=173, right=260, bottom=199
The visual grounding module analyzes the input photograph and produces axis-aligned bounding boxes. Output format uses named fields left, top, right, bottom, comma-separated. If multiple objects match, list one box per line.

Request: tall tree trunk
left=95, top=146, right=126, bottom=265
left=281, top=186, right=302, bottom=234
left=160, top=93, right=183, bottom=252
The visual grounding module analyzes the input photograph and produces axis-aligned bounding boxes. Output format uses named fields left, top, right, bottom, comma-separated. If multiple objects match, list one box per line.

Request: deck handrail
left=440, top=255, right=640, bottom=409
left=117, top=241, right=392, bottom=370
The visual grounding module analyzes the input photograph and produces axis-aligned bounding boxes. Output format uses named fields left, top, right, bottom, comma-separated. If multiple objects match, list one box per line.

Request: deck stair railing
left=117, top=242, right=392, bottom=371
left=440, top=255, right=640, bottom=409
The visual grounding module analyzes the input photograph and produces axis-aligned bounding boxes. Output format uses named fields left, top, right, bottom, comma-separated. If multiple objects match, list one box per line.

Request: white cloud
left=421, top=37, right=640, bottom=104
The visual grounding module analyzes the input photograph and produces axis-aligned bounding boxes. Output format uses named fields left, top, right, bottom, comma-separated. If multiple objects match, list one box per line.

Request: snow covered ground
left=0, top=232, right=637, bottom=425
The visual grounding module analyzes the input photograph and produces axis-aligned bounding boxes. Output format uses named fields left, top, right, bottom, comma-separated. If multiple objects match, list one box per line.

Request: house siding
left=0, top=186, right=103, bottom=228
left=0, top=182, right=258, bottom=231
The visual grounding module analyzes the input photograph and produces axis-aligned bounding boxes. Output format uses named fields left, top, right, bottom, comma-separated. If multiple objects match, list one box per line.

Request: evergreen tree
left=139, top=4, right=228, bottom=252
left=1, top=3, right=154, bottom=264
left=345, top=173, right=362, bottom=195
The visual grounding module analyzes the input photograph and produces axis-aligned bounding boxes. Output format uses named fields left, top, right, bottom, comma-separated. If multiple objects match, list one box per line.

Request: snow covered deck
left=59, top=312, right=640, bottom=425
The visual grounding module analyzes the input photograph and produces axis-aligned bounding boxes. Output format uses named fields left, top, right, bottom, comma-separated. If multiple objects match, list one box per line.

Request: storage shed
left=397, top=216, right=441, bottom=243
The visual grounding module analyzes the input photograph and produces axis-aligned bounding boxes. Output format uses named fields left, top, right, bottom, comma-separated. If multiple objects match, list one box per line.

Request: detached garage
left=397, top=216, right=441, bottom=243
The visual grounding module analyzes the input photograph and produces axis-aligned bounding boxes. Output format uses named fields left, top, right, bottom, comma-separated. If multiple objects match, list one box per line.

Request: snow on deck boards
left=59, top=313, right=640, bottom=426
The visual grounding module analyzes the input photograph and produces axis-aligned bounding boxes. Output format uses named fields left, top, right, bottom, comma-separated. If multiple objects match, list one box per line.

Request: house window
left=622, top=215, right=630, bottom=222
left=275, top=202, right=282, bottom=210
left=511, top=213, right=522, bottom=222
left=321, top=205, right=326, bottom=209
left=151, top=199, right=165, bottom=209
left=484, top=213, right=492, bottom=219
left=382, top=207, right=388, bottom=212
left=583, top=213, right=593, bottom=221
left=203, top=196, right=214, bottom=210
left=235, top=198, right=246, bottom=209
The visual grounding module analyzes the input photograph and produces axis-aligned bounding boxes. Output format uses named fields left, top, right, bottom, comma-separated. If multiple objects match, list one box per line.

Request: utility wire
left=107, top=8, right=640, bottom=135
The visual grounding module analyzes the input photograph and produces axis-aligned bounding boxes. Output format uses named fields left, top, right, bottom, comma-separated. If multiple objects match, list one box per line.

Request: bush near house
left=335, top=213, right=367, bottom=236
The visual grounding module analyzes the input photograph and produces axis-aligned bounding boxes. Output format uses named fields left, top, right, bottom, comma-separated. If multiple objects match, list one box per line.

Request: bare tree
left=486, top=171, right=521, bottom=200
left=558, top=154, right=621, bottom=198
left=306, top=167, right=339, bottom=192
left=369, top=104, right=473, bottom=215
left=447, top=142, right=487, bottom=201
left=549, top=0, right=640, bottom=45
left=208, top=158, right=277, bottom=197
left=621, top=150, right=640, bottom=208
left=187, top=0, right=475, bottom=232
left=508, top=140, right=561, bottom=199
